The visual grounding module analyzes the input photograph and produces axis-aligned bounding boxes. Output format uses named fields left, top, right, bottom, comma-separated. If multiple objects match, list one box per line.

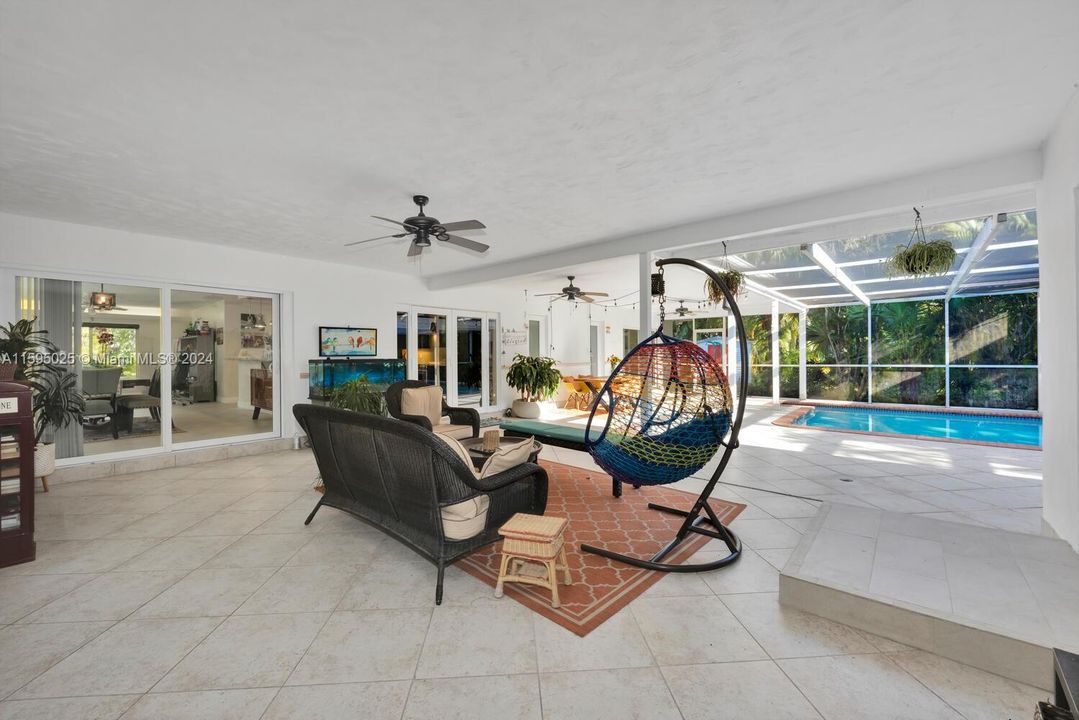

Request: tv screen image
left=319, top=327, right=377, bottom=357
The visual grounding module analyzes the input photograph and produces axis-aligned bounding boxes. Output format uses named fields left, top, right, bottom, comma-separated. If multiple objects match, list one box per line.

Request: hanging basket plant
left=887, top=208, right=957, bottom=277
left=704, top=270, right=744, bottom=306
left=703, top=241, right=745, bottom=308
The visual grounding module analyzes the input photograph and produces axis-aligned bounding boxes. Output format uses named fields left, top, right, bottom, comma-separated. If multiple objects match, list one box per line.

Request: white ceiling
left=2, top=1, right=1077, bottom=278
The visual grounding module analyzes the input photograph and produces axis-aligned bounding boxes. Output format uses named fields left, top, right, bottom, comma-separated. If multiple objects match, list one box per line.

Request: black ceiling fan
left=534, top=276, right=609, bottom=304
left=345, top=195, right=489, bottom=257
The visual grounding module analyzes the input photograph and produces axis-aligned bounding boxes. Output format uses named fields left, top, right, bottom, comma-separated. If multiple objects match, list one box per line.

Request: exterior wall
left=1037, top=90, right=1079, bottom=550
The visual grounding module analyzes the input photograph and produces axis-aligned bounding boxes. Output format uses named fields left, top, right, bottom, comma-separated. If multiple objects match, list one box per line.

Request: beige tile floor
left=0, top=402, right=1055, bottom=719
left=786, top=502, right=1079, bottom=652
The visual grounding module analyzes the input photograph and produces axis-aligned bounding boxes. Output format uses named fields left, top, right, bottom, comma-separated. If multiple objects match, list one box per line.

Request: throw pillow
left=400, top=385, right=443, bottom=426
left=479, top=436, right=536, bottom=478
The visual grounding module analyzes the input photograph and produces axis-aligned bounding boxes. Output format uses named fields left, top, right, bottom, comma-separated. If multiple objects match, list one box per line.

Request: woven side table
left=495, top=513, right=572, bottom=608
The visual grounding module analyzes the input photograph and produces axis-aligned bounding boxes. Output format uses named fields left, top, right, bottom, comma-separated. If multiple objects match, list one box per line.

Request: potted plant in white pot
left=0, top=319, right=85, bottom=490
left=31, top=368, right=85, bottom=488
left=506, top=354, right=562, bottom=419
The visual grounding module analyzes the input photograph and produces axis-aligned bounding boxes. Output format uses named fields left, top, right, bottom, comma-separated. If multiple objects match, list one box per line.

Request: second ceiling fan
left=535, top=276, right=609, bottom=304
left=346, top=195, right=489, bottom=257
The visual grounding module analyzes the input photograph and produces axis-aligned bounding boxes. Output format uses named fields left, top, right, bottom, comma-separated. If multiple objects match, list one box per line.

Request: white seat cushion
left=431, top=434, right=535, bottom=540
left=441, top=496, right=490, bottom=540
left=432, top=434, right=489, bottom=540
left=400, top=385, right=443, bottom=426
left=432, top=423, right=474, bottom=440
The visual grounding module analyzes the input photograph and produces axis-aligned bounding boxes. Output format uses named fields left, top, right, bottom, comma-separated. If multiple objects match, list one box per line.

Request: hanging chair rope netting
left=586, top=333, right=732, bottom=488
left=578, top=258, right=744, bottom=573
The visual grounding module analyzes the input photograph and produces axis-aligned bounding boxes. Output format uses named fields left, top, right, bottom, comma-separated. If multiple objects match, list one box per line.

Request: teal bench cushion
left=500, top=419, right=604, bottom=447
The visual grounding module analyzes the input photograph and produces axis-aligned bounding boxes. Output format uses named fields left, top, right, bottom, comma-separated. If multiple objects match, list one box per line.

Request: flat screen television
left=319, top=326, right=377, bottom=357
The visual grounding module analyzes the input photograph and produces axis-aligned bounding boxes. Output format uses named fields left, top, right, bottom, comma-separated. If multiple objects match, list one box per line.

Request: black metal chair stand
left=579, top=257, right=748, bottom=573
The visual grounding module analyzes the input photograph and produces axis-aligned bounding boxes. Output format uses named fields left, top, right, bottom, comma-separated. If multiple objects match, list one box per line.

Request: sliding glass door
left=407, top=307, right=501, bottom=410
left=10, top=271, right=279, bottom=463
left=169, top=289, right=275, bottom=445
left=416, top=312, right=448, bottom=397
left=456, top=315, right=483, bottom=407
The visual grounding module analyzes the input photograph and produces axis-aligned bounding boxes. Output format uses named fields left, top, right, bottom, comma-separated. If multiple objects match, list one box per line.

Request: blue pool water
left=793, top=406, right=1042, bottom=447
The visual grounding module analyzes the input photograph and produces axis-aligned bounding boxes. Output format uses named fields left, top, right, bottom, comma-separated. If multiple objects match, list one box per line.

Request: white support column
left=866, top=305, right=874, bottom=403
left=798, top=309, right=808, bottom=399
left=159, top=287, right=173, bottom=452
left=943, top=299, right=951, bottom=407
left=638, top=252, right=654, bottom=337
left=771, top=300, right=780, bottom=404
left=727, top=311, right=738, bottom=403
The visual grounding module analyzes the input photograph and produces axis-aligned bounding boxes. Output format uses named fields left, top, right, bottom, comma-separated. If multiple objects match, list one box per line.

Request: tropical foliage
left=328, top=375, right=386, bottom=415
left=805, top=305, right=868, bottom=401
left=0, top=318, right=85, bottom=444
left=778, top=313, right=800, bottom=397
left=740, top=315, right=772, bottom=396
left=506, top=354, right=562, bottom=402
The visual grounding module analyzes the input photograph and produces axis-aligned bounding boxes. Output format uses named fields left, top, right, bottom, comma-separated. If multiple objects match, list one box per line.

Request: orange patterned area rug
left=457, top=460, right=745, bottom=636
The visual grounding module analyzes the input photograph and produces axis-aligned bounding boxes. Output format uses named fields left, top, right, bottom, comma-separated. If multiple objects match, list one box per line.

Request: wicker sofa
left=293, top=404, right=548, bottom=604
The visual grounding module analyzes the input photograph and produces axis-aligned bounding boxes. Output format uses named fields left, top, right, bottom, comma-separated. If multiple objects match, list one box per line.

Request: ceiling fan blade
left=441, top=234, right=489, bottom=253
left=407, top=242, right=424, bottom=257
left=578, top=291, right=609, bottom=297
left=439, top=220, right=486, bottom=232
left=578, top=295, right=595, bottom=304
left=372, top=215, right=417, bottom=230
left=344, top=232, right=410, bottom=247
left=533, top=292, right=565, bottom=297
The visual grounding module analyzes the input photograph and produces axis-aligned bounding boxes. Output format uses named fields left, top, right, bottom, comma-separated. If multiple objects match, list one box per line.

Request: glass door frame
left=403, top=305, right=502, bottom=411
left=163, top=283, right=282, bottom=452
left=0, top=265, right=282, bottom=467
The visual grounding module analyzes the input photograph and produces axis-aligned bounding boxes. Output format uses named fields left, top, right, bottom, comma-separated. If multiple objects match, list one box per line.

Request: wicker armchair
left=293, top=404, right=548, bottom=604
left=384, top=379, right=480, bottom=439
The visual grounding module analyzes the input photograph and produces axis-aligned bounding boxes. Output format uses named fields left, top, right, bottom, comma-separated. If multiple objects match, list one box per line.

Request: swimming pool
left=788, top=405, right=1042, bottom=448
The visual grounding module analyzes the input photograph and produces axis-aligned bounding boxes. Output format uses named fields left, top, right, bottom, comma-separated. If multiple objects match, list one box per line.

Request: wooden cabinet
left=0, top=382, right=35, bottom=568
left=250, top=368, right=273, bottom=420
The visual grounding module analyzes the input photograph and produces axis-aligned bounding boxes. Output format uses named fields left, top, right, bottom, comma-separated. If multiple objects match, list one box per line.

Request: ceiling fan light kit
left=346, top=194, right=489, bottom=257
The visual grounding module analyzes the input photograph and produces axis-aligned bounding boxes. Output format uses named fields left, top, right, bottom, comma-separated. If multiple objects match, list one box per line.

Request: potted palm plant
left=506, top=354, right=562, bottom=419
left=0, top=319, right=85, bottom=485
left=31, top=368, right=85, bottom=482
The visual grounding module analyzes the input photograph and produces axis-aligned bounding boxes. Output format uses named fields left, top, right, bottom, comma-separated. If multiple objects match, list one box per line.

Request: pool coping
left=772, top=401, right=1042, bottom=450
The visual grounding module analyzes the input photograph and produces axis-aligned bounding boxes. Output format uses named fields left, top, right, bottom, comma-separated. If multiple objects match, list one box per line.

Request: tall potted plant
left=506, top=354, right=561, bottom=419
left=0, top=319, right=85, bottom=486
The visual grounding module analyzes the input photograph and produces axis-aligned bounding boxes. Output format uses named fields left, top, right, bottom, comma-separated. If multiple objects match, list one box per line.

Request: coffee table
left=459, top=436, right=542, bottom=469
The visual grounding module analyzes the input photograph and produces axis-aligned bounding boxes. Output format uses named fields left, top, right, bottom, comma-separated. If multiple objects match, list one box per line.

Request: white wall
left=525, top=296, right=639, bottom=376
left=1037, top=89, right=1079, bottom=551
left=0, top=212, right=525, bottom=444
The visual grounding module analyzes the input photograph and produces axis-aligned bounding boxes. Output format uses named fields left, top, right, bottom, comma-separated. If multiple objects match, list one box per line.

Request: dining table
left=576, top=375, right=612, bottom=412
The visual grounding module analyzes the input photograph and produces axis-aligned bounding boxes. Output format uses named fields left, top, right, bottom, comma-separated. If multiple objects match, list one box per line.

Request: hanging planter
left=704, top=271, right=744, bottom=306
left=703, top=242, right=745, bottom=308
left=887, top=208, right=956, bottom=277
